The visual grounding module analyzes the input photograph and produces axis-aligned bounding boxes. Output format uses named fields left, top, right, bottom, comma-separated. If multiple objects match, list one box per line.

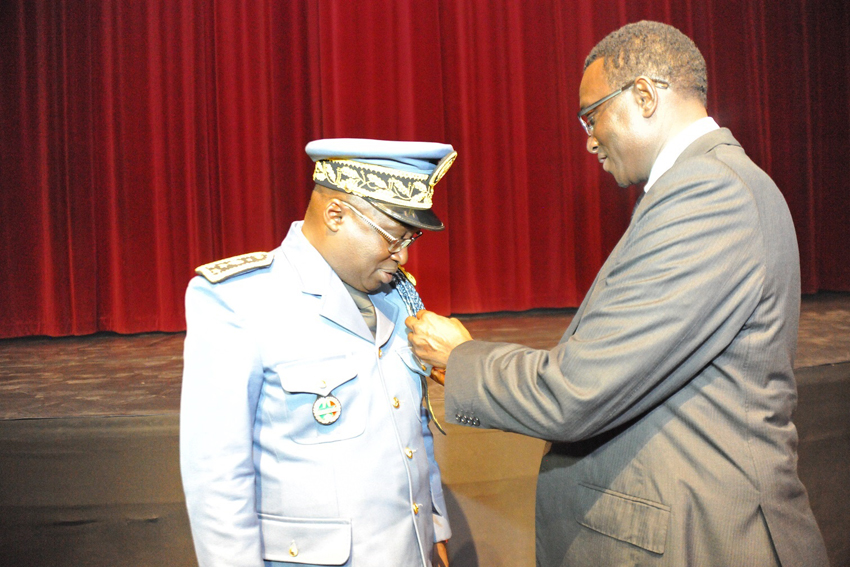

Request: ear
left=323, top=198, right=346, bottom=233
left=632, top=76, right=660, bottom=118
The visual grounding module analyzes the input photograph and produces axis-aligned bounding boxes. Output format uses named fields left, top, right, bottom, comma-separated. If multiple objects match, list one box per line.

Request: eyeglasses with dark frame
left=340, top=201, right=423, bottom=253
left=577, top=78, right=669, bottom=136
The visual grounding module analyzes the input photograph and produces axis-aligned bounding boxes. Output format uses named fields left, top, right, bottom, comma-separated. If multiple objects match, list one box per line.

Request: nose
left=391, top=247, right=409, bottom=265
left=586, top=134, right=599, bottom=154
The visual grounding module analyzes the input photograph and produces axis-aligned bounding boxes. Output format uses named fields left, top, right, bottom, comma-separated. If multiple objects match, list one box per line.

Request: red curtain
left=1, top=0, right=848, bottom=338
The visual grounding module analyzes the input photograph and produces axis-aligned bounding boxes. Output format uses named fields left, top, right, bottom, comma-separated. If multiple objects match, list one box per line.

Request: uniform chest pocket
left=275, top=354, right=368, bottom=445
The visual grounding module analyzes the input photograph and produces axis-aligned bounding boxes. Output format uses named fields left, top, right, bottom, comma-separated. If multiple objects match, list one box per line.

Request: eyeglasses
left=340, top=201, right=423, bottom=253
left=577, top=78, right=669, bottom=135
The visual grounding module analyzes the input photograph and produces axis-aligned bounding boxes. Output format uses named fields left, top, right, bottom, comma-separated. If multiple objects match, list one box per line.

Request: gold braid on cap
left=312, top=151, right=457, bottom=209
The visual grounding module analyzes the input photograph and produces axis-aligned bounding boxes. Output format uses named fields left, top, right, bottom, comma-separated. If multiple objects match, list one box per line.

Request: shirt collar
left=644, top=116, right=719, bottom=193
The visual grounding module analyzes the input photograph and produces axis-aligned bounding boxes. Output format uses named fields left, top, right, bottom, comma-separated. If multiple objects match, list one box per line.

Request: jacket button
left=405, top=448, right=414, bottom=459
left=378, top=348, right=383, bottom=358
left=473, top=418, right=480, bottom=426
left=412, top=502, right=420, bottom=515
left=392, top=397, right=400, bottom=408
left=289, top=542, right=298, bottom=557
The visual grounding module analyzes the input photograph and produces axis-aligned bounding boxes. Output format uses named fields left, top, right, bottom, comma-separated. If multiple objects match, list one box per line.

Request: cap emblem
left=427, top=151, right=458, bottom=187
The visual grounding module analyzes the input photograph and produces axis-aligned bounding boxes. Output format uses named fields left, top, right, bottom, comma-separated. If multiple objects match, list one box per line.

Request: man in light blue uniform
left=180, top=139, right=457, bottom=567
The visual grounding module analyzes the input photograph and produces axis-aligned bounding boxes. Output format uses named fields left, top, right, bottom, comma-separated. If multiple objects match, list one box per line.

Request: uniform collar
left=279, top=221, right=398, bottom=344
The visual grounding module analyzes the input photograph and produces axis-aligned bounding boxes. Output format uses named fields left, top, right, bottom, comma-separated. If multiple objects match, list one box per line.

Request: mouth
left=378, top=265, right=398, bottom=283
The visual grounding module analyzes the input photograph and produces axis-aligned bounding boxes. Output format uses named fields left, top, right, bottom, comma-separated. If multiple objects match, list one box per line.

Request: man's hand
left=406, top=310, right=473, bottom=369
left=429, top=367, right=446, bottom=386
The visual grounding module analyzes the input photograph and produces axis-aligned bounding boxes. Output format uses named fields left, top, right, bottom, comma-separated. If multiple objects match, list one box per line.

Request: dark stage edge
left=1, top=292, right=848, bottom=567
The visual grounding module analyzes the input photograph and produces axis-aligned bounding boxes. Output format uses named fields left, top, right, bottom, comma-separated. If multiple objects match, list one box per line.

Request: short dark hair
left=585, top=21, right=707, bottom=107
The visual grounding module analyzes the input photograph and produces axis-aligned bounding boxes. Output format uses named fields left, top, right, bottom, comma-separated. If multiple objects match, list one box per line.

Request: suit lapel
left=371, top=293, right=399, bottom=347
left=317, top=272, right=375, bottom=341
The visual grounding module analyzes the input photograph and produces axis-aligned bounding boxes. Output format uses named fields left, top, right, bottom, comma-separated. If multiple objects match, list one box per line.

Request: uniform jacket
left=445, top=129, right=827, bottom=566
left=180, top=222, right=450, bottom=567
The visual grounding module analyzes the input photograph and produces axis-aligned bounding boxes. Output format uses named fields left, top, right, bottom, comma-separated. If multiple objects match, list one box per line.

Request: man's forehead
left=579, top=59, right=609, bottom=105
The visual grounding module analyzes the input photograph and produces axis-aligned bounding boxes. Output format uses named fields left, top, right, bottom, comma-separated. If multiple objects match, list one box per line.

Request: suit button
left=378, top=348, right=383, bottom=358
left=392, top=397, right=400, bottom=408
left=405, top=448, right=414, bottom=459
left=412, top=502, right=420, bottom=515
left=473, top=418, right=480, bottom=426
left=289, top=542, right=298, bottom=557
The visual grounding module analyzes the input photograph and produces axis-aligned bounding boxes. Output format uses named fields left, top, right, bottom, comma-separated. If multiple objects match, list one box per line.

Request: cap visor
left=367, top=199, right=445, bottom=231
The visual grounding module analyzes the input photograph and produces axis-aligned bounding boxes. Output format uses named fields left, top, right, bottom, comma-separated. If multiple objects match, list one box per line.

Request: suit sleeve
left=180, top=277, right=266, bottom=567
left=445, top=159, right=766, bottom=442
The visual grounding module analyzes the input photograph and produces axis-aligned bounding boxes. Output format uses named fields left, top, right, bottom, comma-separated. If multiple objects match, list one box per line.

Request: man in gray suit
left=407, top=21, right=828, bottom=566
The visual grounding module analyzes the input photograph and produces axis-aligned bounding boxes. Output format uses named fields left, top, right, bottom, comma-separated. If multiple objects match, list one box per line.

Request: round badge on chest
left=312, top=395, right=342, bottom=425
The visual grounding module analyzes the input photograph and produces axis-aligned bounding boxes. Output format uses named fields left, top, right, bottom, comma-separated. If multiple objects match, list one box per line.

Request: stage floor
left=1, top=292, right=848, bottom=420
left=1, top=292, right=848, bottom=567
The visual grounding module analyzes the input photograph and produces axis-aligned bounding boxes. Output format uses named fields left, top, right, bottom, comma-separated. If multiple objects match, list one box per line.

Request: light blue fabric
left=305, top=138, right=455, bottom=174
left=181, top=222, right=450, bottom=567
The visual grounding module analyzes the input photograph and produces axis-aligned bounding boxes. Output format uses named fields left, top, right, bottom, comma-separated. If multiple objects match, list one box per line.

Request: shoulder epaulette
left=398, top=266, right=417, bottom=286
left=195, top=252, right=273, bottom=284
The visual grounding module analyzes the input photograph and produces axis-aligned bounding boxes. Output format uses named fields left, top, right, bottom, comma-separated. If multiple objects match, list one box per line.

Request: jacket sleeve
left=445, top=158, right=767, bottom=442
left=180, top=277, right=266, bottom=567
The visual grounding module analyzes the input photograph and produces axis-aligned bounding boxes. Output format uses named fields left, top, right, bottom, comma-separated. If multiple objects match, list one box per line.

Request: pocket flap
left=259, top=513, right=351, bottom=565
left=277, top=355, right=356, bottom=396
left=575, top=483, right=670, bottom=554
left=396, top=346, right=430, bottom=376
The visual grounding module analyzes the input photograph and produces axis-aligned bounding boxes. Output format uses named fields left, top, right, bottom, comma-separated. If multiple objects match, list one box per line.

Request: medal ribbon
left=393, top=271, right=447, bottom=435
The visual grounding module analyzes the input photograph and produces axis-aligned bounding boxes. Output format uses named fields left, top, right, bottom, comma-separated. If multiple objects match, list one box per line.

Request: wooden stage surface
left=1, top=292, right=848, bottom=421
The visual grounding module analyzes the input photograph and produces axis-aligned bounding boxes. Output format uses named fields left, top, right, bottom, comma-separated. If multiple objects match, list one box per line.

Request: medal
left=312, top=395, right=341, bottom=425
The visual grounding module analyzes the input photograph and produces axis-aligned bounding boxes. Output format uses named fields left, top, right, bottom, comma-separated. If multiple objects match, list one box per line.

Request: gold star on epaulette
left=195, top=252, right=273, bottom=283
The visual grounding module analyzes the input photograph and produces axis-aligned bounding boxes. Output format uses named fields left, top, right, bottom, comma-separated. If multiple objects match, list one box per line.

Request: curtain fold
left=1, top=0, right=848, bottom=338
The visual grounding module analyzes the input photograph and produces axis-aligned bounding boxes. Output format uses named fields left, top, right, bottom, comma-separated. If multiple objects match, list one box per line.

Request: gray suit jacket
left=445, top=129, right=828, bottom=566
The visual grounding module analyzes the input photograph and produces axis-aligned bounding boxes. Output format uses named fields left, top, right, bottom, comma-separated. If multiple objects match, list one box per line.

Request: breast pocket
left=575, top=483, right=670, bottom=555
left=275, top=354, right=367, bottom=445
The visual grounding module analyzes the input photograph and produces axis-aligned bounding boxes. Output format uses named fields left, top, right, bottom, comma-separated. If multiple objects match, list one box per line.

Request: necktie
left=343, top=283, right=377, bottom=337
